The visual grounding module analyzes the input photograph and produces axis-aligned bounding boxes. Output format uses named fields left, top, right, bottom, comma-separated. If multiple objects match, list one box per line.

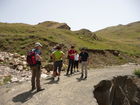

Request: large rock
left=93, top=76, right=140, bottom=105
left=75, top=29, right=99, bottom=40
left=44, top=63, right=54, bottom=72
left=44, top=63, right=68, bottom=72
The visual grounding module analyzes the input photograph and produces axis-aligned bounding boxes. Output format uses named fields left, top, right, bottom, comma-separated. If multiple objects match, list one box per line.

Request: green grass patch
left=134, top=69, right=140, bottom=77
left=3, top=76, right=12, bottom=84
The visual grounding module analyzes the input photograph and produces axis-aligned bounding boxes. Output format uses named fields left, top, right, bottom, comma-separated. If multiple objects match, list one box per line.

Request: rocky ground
left=0, top=63, right=140, bottom=105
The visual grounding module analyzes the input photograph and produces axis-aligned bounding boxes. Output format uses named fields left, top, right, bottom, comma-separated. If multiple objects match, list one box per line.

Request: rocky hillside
left=0, top=52, right=50, bottom=85
left=75, top=29, right=99, bottom=40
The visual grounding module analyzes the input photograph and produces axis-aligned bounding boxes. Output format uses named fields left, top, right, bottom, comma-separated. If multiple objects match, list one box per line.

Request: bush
left=134, top=69, right=140, bottom=77
left=3, top=76, right=12, bottom=84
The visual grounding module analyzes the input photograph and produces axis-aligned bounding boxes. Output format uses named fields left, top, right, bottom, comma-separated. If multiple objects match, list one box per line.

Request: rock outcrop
left=93, top=76, right=140, bottom=105
left=75, top=29, right=99, bottom=40
left=37, top=21, right=71, bottom=30
left=44, top=63, right=68, bottom=72
left=0, top=52, right=48, bottom=84
left=0, top=52, right=28, bottom=71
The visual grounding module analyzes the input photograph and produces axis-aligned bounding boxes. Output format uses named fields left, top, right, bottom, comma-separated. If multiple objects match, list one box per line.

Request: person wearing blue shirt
left=30, top=42, right=44, bottom=92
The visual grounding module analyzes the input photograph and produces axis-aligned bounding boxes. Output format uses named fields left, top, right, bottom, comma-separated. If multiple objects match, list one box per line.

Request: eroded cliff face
left=93, top=76, right=140, bottom=105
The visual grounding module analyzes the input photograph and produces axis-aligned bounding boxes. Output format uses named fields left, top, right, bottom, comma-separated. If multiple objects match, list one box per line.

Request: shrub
left=134, top=69, right=140, bottom=77
left=3, top=76, right=12, bottom=84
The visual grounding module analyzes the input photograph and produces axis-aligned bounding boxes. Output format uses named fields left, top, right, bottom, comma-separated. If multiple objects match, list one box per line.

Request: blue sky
left=0, top=0, right=140, bottom=31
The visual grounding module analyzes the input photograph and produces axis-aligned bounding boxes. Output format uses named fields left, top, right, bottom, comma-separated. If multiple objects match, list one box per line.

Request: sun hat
left=35, top=42, right=42, bottom=47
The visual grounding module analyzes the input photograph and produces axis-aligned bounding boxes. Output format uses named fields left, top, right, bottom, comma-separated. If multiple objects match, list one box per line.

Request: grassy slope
left=0, top=21, right=140, bottom=56
left=0, top=23, right=98, bottom=55
left=95, top=21, right=140, bottom=55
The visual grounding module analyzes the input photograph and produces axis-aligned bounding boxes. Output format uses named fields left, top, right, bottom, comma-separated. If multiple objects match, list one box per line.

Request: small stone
left=17, top=65, right=24, bottom=71
left=11, top=77, right=18, bottom=82
left=41, top=73, right=48, bottom=79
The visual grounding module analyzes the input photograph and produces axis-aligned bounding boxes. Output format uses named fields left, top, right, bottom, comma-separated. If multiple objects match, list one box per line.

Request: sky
left=0, top=0, right=140, bottom=31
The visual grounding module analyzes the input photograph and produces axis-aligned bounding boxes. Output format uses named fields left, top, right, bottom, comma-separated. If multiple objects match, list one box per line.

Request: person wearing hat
left=51, top=45, right=64, bottom=80
left=30, top=42, right=44, bottom=92
left=79, top=48, right=89, bottom=79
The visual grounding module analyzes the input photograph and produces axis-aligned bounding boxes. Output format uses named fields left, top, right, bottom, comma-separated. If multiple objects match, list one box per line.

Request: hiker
left=79, top=48, right=89, bottom=79
left=66, top=46, right=76, bottom=75
left=74, top=51, right=79, bottom=72
left=51, top=45, right=64, bottom=80
left=29, top=42, right=44, bottom=92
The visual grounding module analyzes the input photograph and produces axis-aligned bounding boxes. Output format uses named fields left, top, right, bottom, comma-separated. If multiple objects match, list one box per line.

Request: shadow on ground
left=76, top=77, right=87, bottom=82
left=45, top=77, right=59, bottom=84
left=12, top=90, right=37, bottom=103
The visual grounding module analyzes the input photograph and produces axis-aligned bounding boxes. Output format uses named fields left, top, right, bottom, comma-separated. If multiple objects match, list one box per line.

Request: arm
left=36, top=54, right=42, bottom=61
left=51, top=53, right=56, bottom=62
left=87, top=53, right=89, bottom=64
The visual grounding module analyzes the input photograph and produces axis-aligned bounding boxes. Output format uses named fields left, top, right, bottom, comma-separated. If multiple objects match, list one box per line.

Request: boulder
left=93, top=76, right=140, bottom=105
left=44, top=63, right=53, bottom=72
left=75, top=29, right=99, bottom=40
left=41, top=73, right=48, bottom=79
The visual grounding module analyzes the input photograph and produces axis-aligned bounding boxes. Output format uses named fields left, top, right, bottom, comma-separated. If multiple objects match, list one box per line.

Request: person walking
left=29, top=42, right=44, bottom=92
left=66, top=46, right=76, bottom=75
left=79, top=48, right=89, bottom=79
left=74, top=51, right=79, bottom=72
left=51, top=45, right=64, bottom=80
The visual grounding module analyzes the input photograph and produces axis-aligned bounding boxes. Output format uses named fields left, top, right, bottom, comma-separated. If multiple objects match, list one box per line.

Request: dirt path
left=0, top=64, right=140, bottom=105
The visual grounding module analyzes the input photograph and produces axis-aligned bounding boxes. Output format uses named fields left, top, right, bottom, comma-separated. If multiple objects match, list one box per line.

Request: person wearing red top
left=66, top=46, right=76, bottom=75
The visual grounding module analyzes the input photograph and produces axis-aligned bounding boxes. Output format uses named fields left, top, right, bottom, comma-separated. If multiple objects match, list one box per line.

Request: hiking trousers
left=81, top=61, right=88, bottom=77
left=53, top=60, right=63, bottom=76
left=30, top=64, right=41, bottom=90
left=67, top=59, right=74, bottom=74
left=74, top=60, right=79, bottom=70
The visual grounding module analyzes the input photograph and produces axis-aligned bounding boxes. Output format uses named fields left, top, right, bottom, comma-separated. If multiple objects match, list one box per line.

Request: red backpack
left=26, top=50, right=37, bottom=66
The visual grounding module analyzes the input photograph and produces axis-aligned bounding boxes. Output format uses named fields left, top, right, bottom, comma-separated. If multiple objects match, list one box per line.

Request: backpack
left=26, top=50, right=37, bottom=66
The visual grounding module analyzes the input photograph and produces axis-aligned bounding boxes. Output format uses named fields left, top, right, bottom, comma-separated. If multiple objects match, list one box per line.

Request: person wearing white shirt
left=74, top=52, right=79, bottom=72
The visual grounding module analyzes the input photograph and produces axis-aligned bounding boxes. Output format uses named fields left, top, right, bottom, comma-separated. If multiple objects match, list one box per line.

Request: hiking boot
left=80, top=74, right=83, bottom=78
left=52, top=77, right=55, bottom=81
left=66, top=72, right=69, bottom=75
left=57, top=77, right=60, bottom=81
left=31, top=87, right=36, bottom=91
left=37, top=88, right=45, bottom=92
left=71, top=72, right=74, bottom=75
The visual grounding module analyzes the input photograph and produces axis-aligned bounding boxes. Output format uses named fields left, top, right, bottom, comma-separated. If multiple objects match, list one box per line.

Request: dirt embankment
left=87, top=49, right=140, bottom=68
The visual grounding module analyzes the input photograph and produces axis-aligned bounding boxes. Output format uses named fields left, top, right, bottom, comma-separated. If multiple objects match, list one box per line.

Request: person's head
left=81, top=48, right=86, bottom=52
left=71, top=46, right=75, bottom=49
left=56, top=45, right=61, bottom=50
left=35, top=42, right=42, bottom=50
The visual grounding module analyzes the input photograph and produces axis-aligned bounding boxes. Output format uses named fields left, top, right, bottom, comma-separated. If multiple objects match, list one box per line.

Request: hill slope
left=95, top=21, right=140, bottom=54
left=0, top=21, right=140, bottom=66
